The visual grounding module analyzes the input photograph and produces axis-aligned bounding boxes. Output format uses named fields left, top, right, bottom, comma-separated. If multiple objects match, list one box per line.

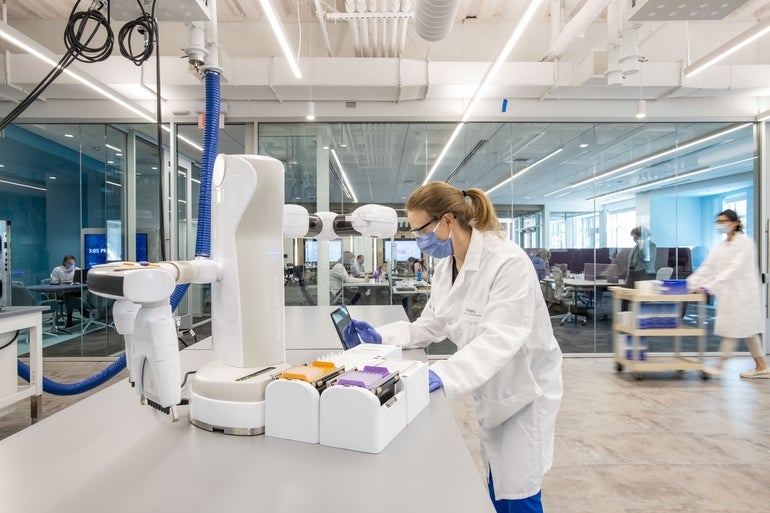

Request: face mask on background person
left=717, top=224, right=730, bottom=234
left=66, top=263, right=75, bottom=270
left=416, top=221, right=454, bottom=259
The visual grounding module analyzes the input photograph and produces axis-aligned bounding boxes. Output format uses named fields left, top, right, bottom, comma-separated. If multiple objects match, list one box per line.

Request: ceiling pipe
left=542, top=0, right=612, bottom=61
left=605, top=0, right=622, bottom=86
left=399, top=0, right=411, bottom=56
left=549, top=0, right=561, bottom=49
left=389, top=0, right=400, bottom=57
left=369, top=0, right=379, bottom=58
left=414, top=0, right=462, bottom=42
left=356, top=0, right=371, bottom=57
left=344, top=0, right=362, bottom=57
left=314, top=0, right=333, bottom=56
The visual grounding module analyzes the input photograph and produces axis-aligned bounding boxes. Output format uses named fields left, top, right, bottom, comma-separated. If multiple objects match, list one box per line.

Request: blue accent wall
left=0, top=194, right=48, bottom=285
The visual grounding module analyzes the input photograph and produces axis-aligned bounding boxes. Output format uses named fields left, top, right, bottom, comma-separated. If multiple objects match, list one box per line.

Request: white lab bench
left=0, top=305, right=494, bottom=513
left=0, top=306, right=45, bottom=421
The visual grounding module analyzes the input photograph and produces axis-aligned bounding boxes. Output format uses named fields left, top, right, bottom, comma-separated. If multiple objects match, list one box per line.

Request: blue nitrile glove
left=342, top=322, right=362, bottom=350
left=350, top=319, right=382, bottom=344
left=428, top=369, right=443, bottom=393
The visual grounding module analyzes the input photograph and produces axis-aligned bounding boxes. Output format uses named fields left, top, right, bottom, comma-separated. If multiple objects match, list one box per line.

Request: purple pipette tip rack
left=337, top=366, right=390, bottom=388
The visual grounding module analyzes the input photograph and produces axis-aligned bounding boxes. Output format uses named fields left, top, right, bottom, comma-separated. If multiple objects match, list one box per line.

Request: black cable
left=0, top=331, right=20, bottom=351
left=150, top=0, right=167, bottom=262
left=118, top=0, right=156, bottom=66
left=64, top=1, right=114, bottom=64
left=180, top=370, right=196, bottom=388
left=0, top=0, right=111, bottom=131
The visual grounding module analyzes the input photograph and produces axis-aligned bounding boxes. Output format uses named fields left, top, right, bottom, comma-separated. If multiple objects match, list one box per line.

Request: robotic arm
left=89, top=155, right=397, bottom=434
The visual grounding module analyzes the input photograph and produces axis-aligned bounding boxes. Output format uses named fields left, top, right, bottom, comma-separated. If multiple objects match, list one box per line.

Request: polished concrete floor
left=3, top=356, right=768, bottom=512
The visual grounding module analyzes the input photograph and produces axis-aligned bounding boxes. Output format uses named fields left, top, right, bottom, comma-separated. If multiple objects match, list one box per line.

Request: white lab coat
left=687, top=232, right=764, bottom=338
left=377, top=229, right=563, bottom=500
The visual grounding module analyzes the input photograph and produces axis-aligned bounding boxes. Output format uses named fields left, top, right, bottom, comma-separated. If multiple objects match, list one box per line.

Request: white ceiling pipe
left=345, top=0, right=362, bottom=57
left=356, top=0, right=371, bottom=57
left=314, top=0, right=333, bottom=57
left=399, top=0, right=411, bottom=56
left=390, top=0, right=400, bottom=57
left=414, top=0, right=462, bottom=42
left=550, top=0, right=561, bottom=49
left=605, top=0, right=622, bottom=86
left=380, top=0, right=388, bottom=58
left=542, top=0, right=612, bottom=61
left=368, top=0, right=378, bottom=58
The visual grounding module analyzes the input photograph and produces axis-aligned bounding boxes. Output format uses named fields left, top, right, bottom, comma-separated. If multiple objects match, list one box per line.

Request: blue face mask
left=416, top=222, right=453, bottom=259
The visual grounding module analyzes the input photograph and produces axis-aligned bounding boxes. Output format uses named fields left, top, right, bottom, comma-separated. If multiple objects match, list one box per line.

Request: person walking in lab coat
left=343, top=182, right=563, bottom=513
left=687, top=209, right=769, bottom=378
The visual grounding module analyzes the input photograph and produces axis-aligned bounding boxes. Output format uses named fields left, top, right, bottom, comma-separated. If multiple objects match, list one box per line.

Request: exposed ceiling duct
left=414, top=0, right=462, bottom=42
left=326, top=0, right=414, bottom=57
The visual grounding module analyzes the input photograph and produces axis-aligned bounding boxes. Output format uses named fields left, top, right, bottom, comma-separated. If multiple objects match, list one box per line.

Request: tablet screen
left=330, top=305, right=359, bottom=350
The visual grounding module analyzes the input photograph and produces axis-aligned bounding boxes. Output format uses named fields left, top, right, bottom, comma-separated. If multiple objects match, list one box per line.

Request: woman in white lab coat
left=687, top=209, right=769, bottom=378
left=349, top=183, right=563, bottom=513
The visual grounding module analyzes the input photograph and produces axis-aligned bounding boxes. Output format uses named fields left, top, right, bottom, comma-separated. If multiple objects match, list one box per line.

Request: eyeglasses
left=409, top=217, right=437, bottom=236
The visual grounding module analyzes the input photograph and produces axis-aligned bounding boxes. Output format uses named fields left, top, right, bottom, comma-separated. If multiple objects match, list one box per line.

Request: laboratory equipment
left=89, top=155, right=398, bottom=435
left=265, top=342, right=402, bottom=444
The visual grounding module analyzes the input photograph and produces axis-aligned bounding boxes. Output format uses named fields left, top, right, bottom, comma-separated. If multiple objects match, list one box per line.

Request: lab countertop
left=0, top=305, right=494, bottom=513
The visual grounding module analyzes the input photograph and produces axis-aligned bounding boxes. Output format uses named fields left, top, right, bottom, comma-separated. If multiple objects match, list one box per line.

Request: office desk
left=341, top=281, right=392, bottom=305
left=391, top=280, right=431, bottom=321
left=544, top=278, right=623, bottom=323
left=26, top=283, right=87, bottom=332
left=0, top=306, right=45, bottom=422
left=0, top=305, right=494, bottom=513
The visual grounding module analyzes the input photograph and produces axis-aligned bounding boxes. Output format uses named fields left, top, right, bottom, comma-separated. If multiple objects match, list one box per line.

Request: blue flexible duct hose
left=17, top=70, right=221, bottom=395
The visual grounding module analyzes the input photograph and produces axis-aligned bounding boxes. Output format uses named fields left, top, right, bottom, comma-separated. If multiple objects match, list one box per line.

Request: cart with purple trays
left=610, top=284, right=708, bottom=380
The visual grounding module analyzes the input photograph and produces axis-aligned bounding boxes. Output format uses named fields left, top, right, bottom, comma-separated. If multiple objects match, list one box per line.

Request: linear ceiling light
left=591, top=157, right=756, bottom=201
left=570, top=123, right=751, bottom=189
left=486, top=148, right=563, bottom=195
left=0, top=21, right=156, bottom=123
left=0, top=178, right=46, bottom=191
left=422, top=0, right=543, bottom=185
left=259, top=0, right=302, bottom=79
left=684, top=17, right=770, bottom=78
left=330, top=148, right=357, bottom=202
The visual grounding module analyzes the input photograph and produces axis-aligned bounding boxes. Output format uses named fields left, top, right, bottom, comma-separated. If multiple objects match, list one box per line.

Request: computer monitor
left=136, top=233, right=148, bottom=262
left=83, top=232, right=108, bottom=270
left=584, top=263, right=619, bottom=283
left=384, top=240, right=422, bottom=262
left=83, top=230, right=150, bottom=269
left=303, top=239, right=342, bottom=263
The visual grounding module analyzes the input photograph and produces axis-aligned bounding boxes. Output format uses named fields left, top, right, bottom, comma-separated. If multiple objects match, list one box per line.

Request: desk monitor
left=384, top=240, right=422, bottom=262
left=304, top=239, right=342, bottom=263
left=584, top=263, right=619, bottom=283
left=73, top=269, right=88, bottom=284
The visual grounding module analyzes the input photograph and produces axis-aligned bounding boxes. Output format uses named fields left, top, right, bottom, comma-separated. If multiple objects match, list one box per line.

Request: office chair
left=550, top=268, right=587, bottom=326
left=655, top=267, right=674, bottom=280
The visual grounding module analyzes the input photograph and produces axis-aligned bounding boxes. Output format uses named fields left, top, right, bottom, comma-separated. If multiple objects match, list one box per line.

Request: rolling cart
left=610, top=286, right=708, bottom=380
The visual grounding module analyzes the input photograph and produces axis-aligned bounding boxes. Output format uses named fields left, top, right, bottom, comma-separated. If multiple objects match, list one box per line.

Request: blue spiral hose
left=17, top=70, right=221, bottom=395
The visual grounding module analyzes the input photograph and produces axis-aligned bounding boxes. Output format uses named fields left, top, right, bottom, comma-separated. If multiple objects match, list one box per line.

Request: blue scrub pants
left=487, top=472, right=543, bottom=513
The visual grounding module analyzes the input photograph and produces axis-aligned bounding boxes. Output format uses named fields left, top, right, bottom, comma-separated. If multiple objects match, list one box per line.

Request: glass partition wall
left=261, top=121, right=759, bottom=356
left=0, top=120, right=759, bottom=357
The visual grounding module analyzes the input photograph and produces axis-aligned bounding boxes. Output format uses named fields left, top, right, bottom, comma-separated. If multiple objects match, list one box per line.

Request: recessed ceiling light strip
left=486, top=148, right=563, bottom=195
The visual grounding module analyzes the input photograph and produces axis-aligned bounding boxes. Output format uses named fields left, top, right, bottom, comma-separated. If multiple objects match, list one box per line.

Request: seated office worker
left=50, top=254, right=88, bottom=327
left=686, top=209, right=769, bottom=379
left=330, top=256, right=369, bottom=304
left=350, top=254, right=366, bottom=277
left=343, top=183, right=563, bottom=513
